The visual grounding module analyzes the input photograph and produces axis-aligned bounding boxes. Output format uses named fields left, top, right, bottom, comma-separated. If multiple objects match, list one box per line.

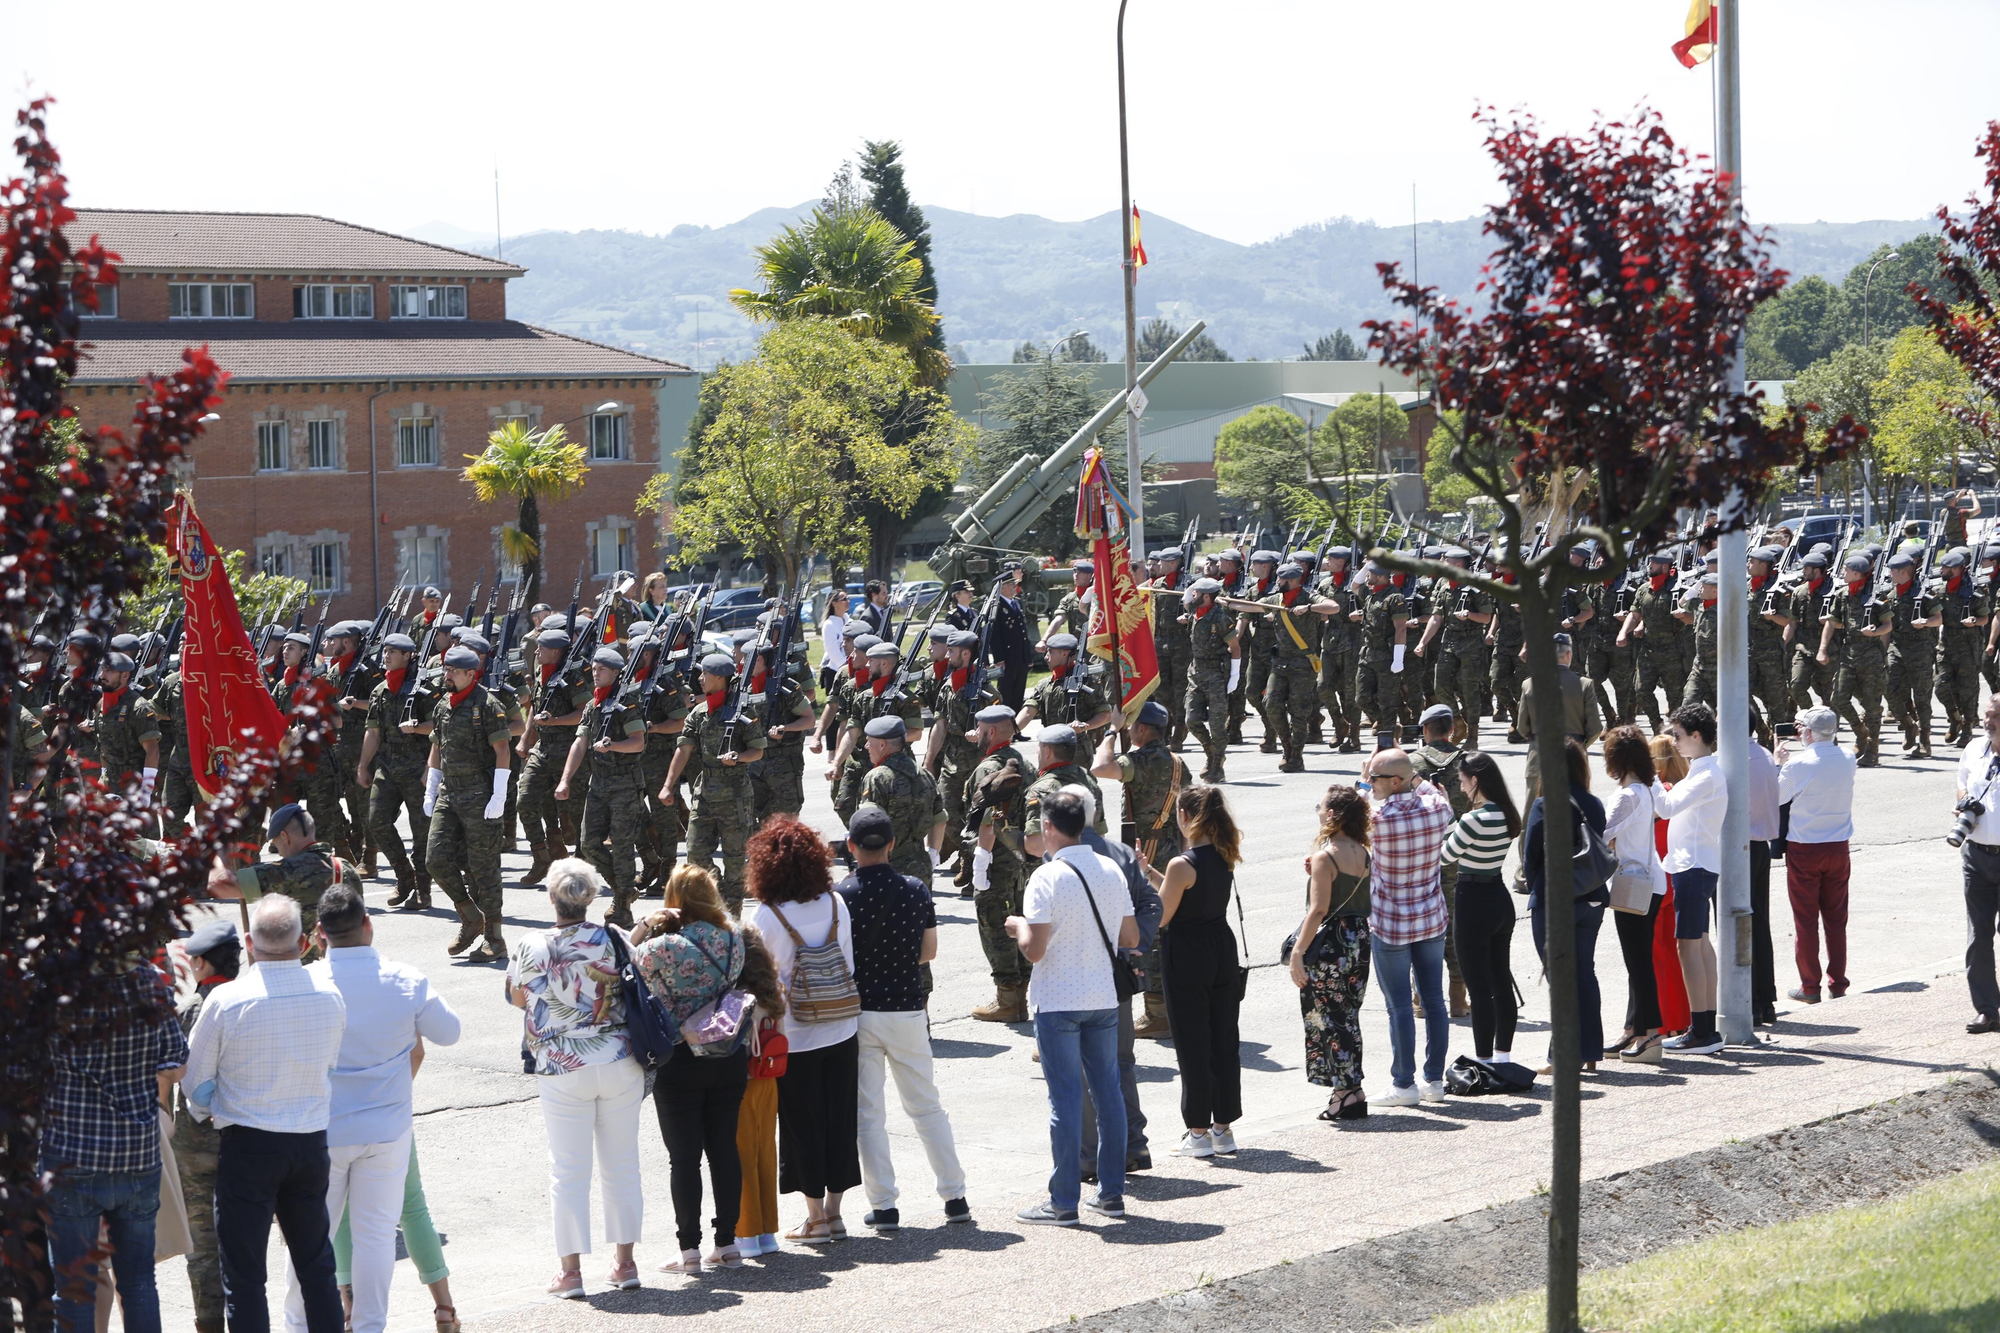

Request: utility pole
left=1714, top=0, right=1755, bottom=1048
left=1116, top=0, right=1145, bottom=559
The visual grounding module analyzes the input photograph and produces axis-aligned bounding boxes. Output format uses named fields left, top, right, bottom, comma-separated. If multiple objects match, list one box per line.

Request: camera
left=1949, top=797, right=1986, bottom=850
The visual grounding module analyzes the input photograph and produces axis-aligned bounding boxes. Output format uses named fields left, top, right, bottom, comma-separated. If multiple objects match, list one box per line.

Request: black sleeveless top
left=1172, top=843, right=1234, bottom=925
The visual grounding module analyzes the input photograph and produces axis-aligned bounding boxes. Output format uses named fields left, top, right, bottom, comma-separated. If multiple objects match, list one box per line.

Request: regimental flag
left=1674, top=0, right=1717, bottom=67
left=165, top=495, right=287, bottom=797
left=1073, top=448, right=1160, bottom=722
left=1130, top=205, right=1149, bottom=268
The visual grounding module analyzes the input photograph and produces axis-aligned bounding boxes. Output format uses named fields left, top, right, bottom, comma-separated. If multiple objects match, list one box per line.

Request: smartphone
left=1773, top=721, right=1799, bottom=741
left=1374, top=731, right=1397, bottom=753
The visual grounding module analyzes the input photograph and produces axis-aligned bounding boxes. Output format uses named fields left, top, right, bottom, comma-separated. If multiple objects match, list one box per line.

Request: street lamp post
left=1863, top=252, right=1901, bottom=348
left=1116, top=0, right=1145, bottom=559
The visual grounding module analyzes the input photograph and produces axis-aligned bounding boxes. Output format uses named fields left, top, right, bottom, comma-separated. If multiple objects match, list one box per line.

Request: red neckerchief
left=849, top=662, right=869, bottom=684
left=1039, top=755, right=1064, bottom=774
left=283, top=665, right=301, bottom=688
left=449, top=681, right=477, bottom=708
left=331, top=653, right=355, bottom=678
left=1948, top=573, right=1965, bottom=593
left=1255, top=575, right=1273, bottom=596
left=1650, top=572, right=1670, bottom=590
left=540, top=662, right=558, bottom=683
left=1162, top=571, right=1181, bottom=590
left=1701, top=589, right=1718, bottom=607
left=1281, top=586, right=1302, bottom=608
left=950, top=665, right=970, bottom=690
left=1845, top=576, right=1867, bottom=594
left=1392, top=573, right=1409, bottom=589
left=1497, top=569, right=1517, bottom=585
left=592, top=684, right=615, bottom=706
left=984, top=738, right=1012, bottom=757
left=422, top=610, right=437, bottom=627
left=1331, top=568, right=1350, bottom=588
left=1751, top=575, right=1771, bottom=594
left=930, top=660, right=949, bottom=679
left=100, top=686, right=126, bottom=711
left=1192, top=602, right=1214, bottom=622
left=198, top=973, right=230, bottom=991
left=705, top=689, right=728, bottom=712
left=870, top=674, right=891, bottom=696
left=1805, top=574, right=1824, bottom=594
left=386, top=667, right=408, bottom=695
left=750, top=671, right=768, bottom=695
left=1894, top=577, right=1914, bottom=597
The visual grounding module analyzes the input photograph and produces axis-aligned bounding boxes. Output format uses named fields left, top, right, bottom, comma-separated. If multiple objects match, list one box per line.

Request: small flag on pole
left=1673, top=0, right=1717, bottom=67
left=1130, top=205, right=1149, bottom=268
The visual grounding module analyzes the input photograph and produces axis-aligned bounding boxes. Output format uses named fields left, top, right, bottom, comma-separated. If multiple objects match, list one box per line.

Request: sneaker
left=735, top=1234, right=765, bottom=1257
left=943, top=1197, right=972, bottom=1224
left=757, top=1233, right=779, bottom=1254
left=1016, top=1200, right=1080, bottom=1226
left=607, top=1260, right=641, bottom=1290
left=1418, top=1080, right=1447, bottom=1104
left=1083, top=1193, right=1126, bottom=1218
left=1208, top=1127, right=1237, bottom=1155
left=1173, top=1131, right=1215, bottom=1159
left=547, top=1270, right=585, bottom=1299
left=1664, top=1029, right=1725, bottom=1055
left=1377, top=1083, right=1420, bottom=1107
left=1786, top=987, right=1822, bottom=1005
left=864, top=1208, right=900, bottom=1232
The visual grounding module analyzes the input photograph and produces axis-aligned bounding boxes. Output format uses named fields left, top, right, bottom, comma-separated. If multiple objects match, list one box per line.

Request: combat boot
left=1917, top=720, right=1934, bottom=760
left=408, top=873, right=432, bottom=911
left=1202, top=752, right=1227, bottom=784
left=447, top=901, right=484, bottom=956
left=387, top=861, right=417, bottom=908
left=519, top=842, right=552, bottom=889
left=1169, top=724, right=1188, bottom=754
left=1901, top=719, right=1921, bottom=757
left=1132, top=992, right=1171, bottom=1039
left=362, top=841, right=379, bottom=879
left=1260, top=734, right=1278, bottom=754
left=605, top=892, right=637, bottom=930
left=1450, top=718, right=1468, bottom=745
left=468, top=923, right=507, bottom=964
left=972, top=985, right=1027, bottom=1023
left=1464, top=721, right=1481, bottom=751
left=1308, top=716, right=1325, bottom=745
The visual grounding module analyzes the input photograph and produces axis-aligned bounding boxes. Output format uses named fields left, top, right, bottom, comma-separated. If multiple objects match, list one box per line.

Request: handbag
left=680, top=930, right=754, bottom=1059
left=746, top=1014, right=789, bottom=1080
left=606, top=926, right=681, bottom=1071
left=1071, top=864, right=1142, bottom=1002
left=1571, top=801, right=1618, bottom=900
left=1228, top=868, right=1252, bottom=1002
left=1608, top=860, right=1655, bottom=915
left=768, top=901, right=862, bottom=1026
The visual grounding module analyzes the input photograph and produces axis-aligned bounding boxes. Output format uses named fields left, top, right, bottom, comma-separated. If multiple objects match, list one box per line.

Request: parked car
left=891, top=580, right=944, bottom=611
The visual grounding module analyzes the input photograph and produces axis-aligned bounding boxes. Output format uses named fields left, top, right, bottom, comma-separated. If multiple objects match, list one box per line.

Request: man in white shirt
left=1778, top=706, right=1857, bottom=1007
left=184, top=895, right=348, bottom=1333
left=1005, top=789, right=1136, bottom=1227
left=1956, top=696, right=2000, bottom=1033
left=1654, top=703, right=1726, bottom=1055
left=285, top=883, right=461, bottom=1333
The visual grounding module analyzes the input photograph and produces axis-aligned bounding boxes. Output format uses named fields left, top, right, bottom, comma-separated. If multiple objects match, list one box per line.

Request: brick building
left=64, top=209, right=691, bottom=619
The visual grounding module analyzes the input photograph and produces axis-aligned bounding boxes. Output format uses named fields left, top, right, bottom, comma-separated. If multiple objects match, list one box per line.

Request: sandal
left=827, top=1217, right=847, bottom=1241
left=784, top=1219, right=833, bottom=1246
left=706, top=1244, right=744, bottom=1269
left=656, top=1249, right=703, bottom=1274
left=433, top=1306, right=460, bottom=1333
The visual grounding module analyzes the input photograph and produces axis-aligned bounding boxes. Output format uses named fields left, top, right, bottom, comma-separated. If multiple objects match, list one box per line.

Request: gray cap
left=382, top=633, right=417, bottom=652
left=947, top=630, right=980, bottom=651
left=846, top=804, right=894, bottom=851
left=1046, top=632, right=1079, bottom=651
left=422, top=585, right=442, bottom=599
left=853, top=634, right=882, bottom=655
left=1701, top=572, right=1719, bottom=587
left=1156, top=548, right=1182, bottom=563
left=266, top=802, right=307, bottom=842
left=530, top=603, right=552, bottom=615
left=699, top=653, right=735, bottom=677
left=865, top=641, right=900, bottom=660
left=442, top=645, right=481, bottom=670
left=183, top=917, right=238, bottom=958
left=1985, top=544, right=2000, bottom=562
left=1037, top=723, right=1079, bottom=747
left=1443, top=546, right=1470, bottom=561
left=1250, top=549, right=1280, bottom=565
left=538, top=629, right=572, bottom=650
left=458, top=633, right=492, bottom=656
left=1276, top=562, right=1304, bottom=580
left=540, top=614, right=569, bottom=633
left=1325, top=546, right=1352, bottom=561
left=1751, top=545, right=1783, bottom=563
left=435, top=613, right=463, bottom=632
left=1648, top=548, right=1675, bottom=563
left=732, top=628, right=758, bottom=646
left=842, top=620, right=870, bottom=639
left=1844, top=553, right=1873, bottom=574
left=1421, top=703, right=1455, bottom=726
left=102, top=651, right=135, bottom=673
left=1888, top=553, right=1916, bottom=570
left=1552, top=632, right=1572, bottom=649
left=1941, top=551, right=1969, bottom=570
left=592, top=647, right=625, bottom=670
left=110, top=633, right=141, bottom=654
left=1218, top=548, right=1243, bottom=564
left=1071, top=559, right=1094, bottom=574
left=323, top=621, right=360, bottom=640
left=1801, top=552, right=1829, bottom=569
left=1190, top=578, right=1223, bottom=594
left=927, top=624, right=953, bottom=642
left=863, top=714, right=905, bottom=740
left=284, top=631, right=313, bottom=648
left=1137, top=700, right=1170, bottom=728
left=1293, top=550, right=1320, bottom=566
left=974, top=704, right=1015, bottom=725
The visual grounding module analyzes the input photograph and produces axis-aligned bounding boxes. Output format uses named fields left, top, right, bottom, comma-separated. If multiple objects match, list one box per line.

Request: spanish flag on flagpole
left=1130, top=204, right=1149, bottom=267
left=1673, top=0, right=1717, bottom=67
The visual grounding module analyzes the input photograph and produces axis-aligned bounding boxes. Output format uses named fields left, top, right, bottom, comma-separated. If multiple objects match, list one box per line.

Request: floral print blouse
left=509, top=922, right=632, bottom=1075
left=632, top=920, right=745, bottom=1028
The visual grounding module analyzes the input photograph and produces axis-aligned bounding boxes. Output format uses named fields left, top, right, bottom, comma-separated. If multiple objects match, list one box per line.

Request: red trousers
left=1786, top=840, right=1850, bottom=996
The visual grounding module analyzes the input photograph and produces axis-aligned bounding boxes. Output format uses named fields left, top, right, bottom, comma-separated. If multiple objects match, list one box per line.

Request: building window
left=397, top=417, right=437, bottom=467
left=256, top=421, right=288, bottom=472
left=494, top=413, right=534, bottom=433
left=389, top=285, right=467, bottom=319
left=401, top=534, right=445, bottom=587
left=308, top=542, right=343, bottom=594
left=72, top=283, right=118, bottom=319
left=168, top=282, right=254, bottom=319
left=1388, top=454, right=1419, bottom=475
left=293, top=284, right=374, bottom=319
left=306, top=419, right=338, bottom=470
left=494, top=526, right=525, bottom=584
left=591, top=524, right=633, bottom=577
left=589, top=411, right=629, bottom=462
left=258, top=545, right=293, bottom=578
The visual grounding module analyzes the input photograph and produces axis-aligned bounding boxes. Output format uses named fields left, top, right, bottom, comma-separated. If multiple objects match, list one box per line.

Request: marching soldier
left=857, top=713, right=945, bottom=884
left=1316, top=547, right=1364, bottom=752
left=1181, top=576, right=1239, bottom=783
left=1244, top=560, right=1325, bottom=772
left=1883, top=551, right=1940, bottom=758
left=660, top=652, right=767, bottom=910
left=1487, top=570, right=1527, bottom=739
left=273, top=631, right=351, bottom=853
left=82, top=649, right=160, bottom=828
left=204, top=802, right=363, bottom=959
left=1236, top=551, right=1280, bottom=751
left=1619, top=549, right=1692, bottom=733
left=1429, top=547, right=1494, bottom=749
left=1400, top=557, right=1438, bottom=742
left=516, top=625, right=589, bottom=885
left=1215, top=548, right=1255, bottom=745
left=1820, top=552, right=1893, bottom=768
left=420, top=644, right=513, bottom=961
left=626, top=623, right=690, bottom=890
left=558, top=645, right=649, bottom=925
left=1017, top=632, right=1114, bottom=735
left=1786, top=552, right=1837, bottom=715
left=1747, top=545, right=1793, bottom=737
left=828, top=640, right=923, bottom=824
left=1019, top=723, right=1107, bottom=853
left=966, top=704, right=1032, bottom=1022
left=148, top=653, right=196, bottom=838
left=1145, top=549, right=1192, bottom=749
left=1091, top=701, right=1183, bottom=1038
left=926, top=629, right=995, bottom=898
left=750, top=624, right=816, bottom=823
left=324, top=622, right=382, bottom=868
left=1042, top=559, right=1095, bottom=644
left=356, top=633, right=434, bottom=908
left=1934, top=550, right=1983, bottom=748
left=1352, top=562, right=1409, bottom=741
left=1676, top=568, right=1719, bottom=709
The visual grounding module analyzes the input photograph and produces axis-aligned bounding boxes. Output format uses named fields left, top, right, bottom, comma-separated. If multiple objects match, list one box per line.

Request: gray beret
left=1751, top=545, right=1783, bottom=563
left=846, top=804, right=894, bottom=850
left=1701, top=572, right=1719, bottom=586
left=947, top=630, right=980, bottom=651
left=1443, top=546, right=1470, bottom=560
left=974, top=704, right=1015, bottom=725
left=539, top=614, right=569, bottom=633
left=1941, top=551, right=1969, bottom=569
left=732, top=628, right=758, bottom=645
left=842, top=620, right=870, bottom=639
left=1421, top=703, right=1455, bottom=726
left=1155, top=548, right=1183, bottom=562
left=110, top=633, right=141, bottom=653
left=102, top=651, right=135, bottom=673
left=1276, top=563, right=1304, bottom=580
left=1801, top=552, right=1829, bottom=569
left=1290, top=549, right=1318, bottom=564
left=422, top=585, right=442, bottom=599
left=927, top=624, right=953, bottom=642
left=382, top=633, right=417, bottom=652
left=284, top=631, right=313, bottom=647
left=442, top=646, right=481, bottom=670
left=323, top=621, right=360, bottom=639
left=1250, top=549, right=1281, bottom=564
left=1137, top=700, right=1170, bottom=728
left=1887, top=553, right=1915, bottom=570
left=183, top=917, right=238, bottom=958
left=592, top=647, right=625, bottom=670
left=699, top=653, right=735, bottom=677
left=1844, top=554, right=1873, bottom=573
left=1217, top=548, right=1244, bottom=563
left=1037, top=723, right=1079, bottom=747
left=435, top=614, right=463, bottom=633
left=1046, top=632, right=1080, bottom=651
left=537, top=629, right=572, bottom=650
left=865, top=641, right=900, bottom=659
left=530, top=603, right=552, bottom=615
left=852, top=634, right=882, bottom=654
left=1985, top=544, right=2000, bottom=562
left=1648, top=548, right=1675, bottom=563
left=1190, top=578, right=1223, bottom=594
left=1324, top=546, right=1352, bottom=561
left=458, top=633, right=491, bottom=656
left=1072, top=559, right=1095, bottom=574
left=863, top=714, right=905, bottom=740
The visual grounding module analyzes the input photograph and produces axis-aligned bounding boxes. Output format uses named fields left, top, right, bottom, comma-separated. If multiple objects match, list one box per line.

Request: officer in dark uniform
left=985, top=563, right=1033, bottom=709
left=945, top=580, right=978, bottom=634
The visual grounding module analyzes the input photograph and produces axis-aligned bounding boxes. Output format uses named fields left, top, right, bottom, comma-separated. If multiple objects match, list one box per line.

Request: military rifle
left=886, top=588, right=949, bottom=705
left=719, top=598, right=778, bottom=756
left=676, top=585, right=716, bottom=690
left=485, top=576, right=528, bottom=694
left=561, top=557, right=586, bottom=644
left=562, top=575, right=618, bottom=676
left=961, top=581, right=1006, bottom=705
left=398, top=594, right=452, bottom=724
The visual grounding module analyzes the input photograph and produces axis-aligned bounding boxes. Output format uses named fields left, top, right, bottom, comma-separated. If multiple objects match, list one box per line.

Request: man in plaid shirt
left=41, top=960, right=188, bottom=1333
left=1364, top=748, right=1456, bottom=1106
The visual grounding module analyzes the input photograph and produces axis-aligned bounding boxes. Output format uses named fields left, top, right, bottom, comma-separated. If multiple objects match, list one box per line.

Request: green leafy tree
left=1874, top=324, right=1989, bottom=486
left=858, top=140, right=942, bottom=355
left=1214, top=405, right=1307, bottom=526
left=653, top=320, right=969, bottom=590
left=1301, top=329, right=1363, bottom=361
left=1744, top=274, right=1841, bottom=378
left=1424, top=409, right=1480, bottom=511
left=462, top=420, right=591, bottom=605
left=1015, top=335, right=1107, bottom=364
left=971, top=356, right=1129, bottom=562
left=125, top=538, right=308, bottom=630
left=1135, top=318, right=1231, bottom=363
left=1791, top=342, right=1891, bottom=518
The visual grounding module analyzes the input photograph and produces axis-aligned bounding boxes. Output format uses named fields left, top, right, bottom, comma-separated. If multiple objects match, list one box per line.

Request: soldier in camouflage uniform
left=1933, top=550, right=1984, bottom=748
left=1397, top=567, right=1437, bottom=741
left=1017, top=631, right=1114, bottom=737
left=1821, top=552, right=1894, bottom=768
left=661, top=652, right=767, bottom=911
left=1041, top=560, right=1095, bottom=645
left=1487, top=582, right=1527, bottom=738
left=621, top=624, right=689, bottom=891
left=82, top=649, right=161, bottom=830
left=1144, top=549, right=1192, bottom=748
left=1019, top=724, right=1108, bottom=853
left=1215, top=550, right=1256, bottom=745
left=172, top=918, right=238, bottom=1333
left=926, top=630, right=995, bottom=898
left=750, top=628, right=815, bottom=824
left=272, top=632, right=355, bottom=856
left=516, top=627, right=589, bottom=885
left=1240, top=560, right=1326, bottom=771
left=357, top=634, right=434, bottom=907
left=1786, top=552, right=1838, bottom=713
left=1181, top=577, right=1239, bottom=783
left=207, top=801, right=363, bottom=958
left=966, top=704, right=1032, bottom=1022
left=1677, top=570, right=1720, bottom=709
left=422, top=645, right=514, bottom=960
left=1235, top=551, right=1280, bottom=752
left=1618, top=550, right=1692, bottom=732
left=149, top=662, right=196, bottom=838
left=858, top=713, right=944, bottom=883
left=11, top=698, right=49, bottom=789
left=1883, top=551, right=1940, bottom=758
left=838, top=639, right=925, bottom=823
left=1351, top=563, right=1410, bottom=739
left=1428, top=548, right=1495, bottom=749
left=1747, top=546, right=1794, bottom=737
left=1315, top=548, right=1364, bottom=752
left=323, top=622, right=382, bottom=865
left=1091, top=702, right=1183, bottom=1037
left=557, top=646, right=648, bottom=925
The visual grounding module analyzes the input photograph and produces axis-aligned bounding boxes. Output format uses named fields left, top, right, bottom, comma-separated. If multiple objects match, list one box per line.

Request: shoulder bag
left=768, top=901, right=862, bottom=1026
left=605, top=926, right=681, bottom=1071
left=1571, top=799, right=1618, bottom=900
left=1068, top=862, right=1141, bottom=1002
left=1607, top=789, right=1656, bottom=915
left=680, top=929, right=755, bottom=1058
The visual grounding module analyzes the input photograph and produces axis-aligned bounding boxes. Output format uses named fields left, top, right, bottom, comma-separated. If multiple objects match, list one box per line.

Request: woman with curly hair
left=742, top=816, right=860, bottom=1246
left=1287, top=785, right=1374, bottom=1121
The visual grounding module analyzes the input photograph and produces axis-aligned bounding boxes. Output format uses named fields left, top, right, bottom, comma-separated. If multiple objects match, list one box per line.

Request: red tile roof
left=74, top=321, right=689, bottom=383
left=66, top=209, right=525, bottom=277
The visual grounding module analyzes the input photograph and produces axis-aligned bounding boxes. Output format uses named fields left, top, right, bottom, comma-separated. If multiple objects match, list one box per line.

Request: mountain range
left=412, top=208, right=1929, bottom=369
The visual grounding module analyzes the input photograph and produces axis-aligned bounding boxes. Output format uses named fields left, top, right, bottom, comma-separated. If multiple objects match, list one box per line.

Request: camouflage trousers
left=1263, top=657, right=1319, bottom=760
left=1318, top=644, right=1361, bottom=745
left=1184, top=659, right=1232, bottom=770
left=1355, top=655, right=1402, bottom=732
left=1834, top=649, right=1887, bottom=748
left=160, top=765, right=196, bottom=839
left=1435, top=636, right=1490, bottom=741
left=976, top=855, right=1030, bottom=988
left=1582, top=634, right=1620, bottom=728
left=752, top=746, right=807, bottom=825
left=173, top=1119, right=221, bottom=1329
left=429, top=794, right=505, bottom=929
left=1634, top=645, right=1689, bottom=727
left=368, top=760, right=431, bottom=881
left=640, top=747, right=684, bottom=883
left=580, top=770, right=645, bottom=918
left=1790, top=647, right=1837, bottom=713
left=686, top=777, right=755, bottom=910
left=1750, top=644, right=1793, bottom=730
left=1240, top=650, right=1273, bottom=741
left=1681, top=653, right=1716, bottom=710
left=333, top=738, right=373, bottom=857
left=298, top=762, right=352, bottom=858
left=938, top=761, right=977, bottom=884
left=1155, top=646, right=1190, bottom=735
left=519, top=741, right=585, bottom=852
left=835, top=752, right=869, bottom=825
left=1401, top=647, right=1431, bottom=726
left=1886, top=641, right=1936, bottom=730
left=1936, top=637, right=1982, bottom=732
left=1489, top=643, right=1525, bottom=722
left=1605, top=638, right=1639, bottom=726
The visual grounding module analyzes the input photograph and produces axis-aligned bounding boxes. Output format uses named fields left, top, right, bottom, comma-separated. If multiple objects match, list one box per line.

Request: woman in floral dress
left=1287, top=786, right=1374, bottom=1120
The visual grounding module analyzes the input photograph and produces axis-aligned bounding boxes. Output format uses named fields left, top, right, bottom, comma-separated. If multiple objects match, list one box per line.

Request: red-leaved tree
left=0, top=99, right=280, bottom=1328
left=1912, top=120, right=2000, bottom=442
left=1318, top=106, right=1864, bottom=1333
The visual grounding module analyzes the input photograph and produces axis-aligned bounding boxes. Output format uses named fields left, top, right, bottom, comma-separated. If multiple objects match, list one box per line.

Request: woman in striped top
left=1438, top=751, right=1523, bottom=1063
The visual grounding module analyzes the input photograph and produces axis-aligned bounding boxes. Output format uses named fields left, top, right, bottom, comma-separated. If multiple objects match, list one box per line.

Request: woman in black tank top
left=1157, top=785, right=1247, bottom=1160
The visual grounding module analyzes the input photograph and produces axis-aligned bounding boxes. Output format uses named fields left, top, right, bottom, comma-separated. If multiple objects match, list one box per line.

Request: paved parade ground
left=160, top=718, right=1987, bottom=1332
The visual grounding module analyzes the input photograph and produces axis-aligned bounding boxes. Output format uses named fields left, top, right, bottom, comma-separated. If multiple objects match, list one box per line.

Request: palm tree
left=730, top=207, right=949, bottom=386
left=462, top=421, right=590, bottom=606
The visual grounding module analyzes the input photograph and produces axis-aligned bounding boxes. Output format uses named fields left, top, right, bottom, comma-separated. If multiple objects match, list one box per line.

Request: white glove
left=972, top=846, right=993, bottom=892
left=1392, top=643, right=1406, bottom=674
left=138, top=767, right=157, bottom=806
left=484, top=768, right=508, bottom=820
left=1227, top=659, right=1242, bottom=692
left=928, top=846, right=941, bottom=873
left=423, top=768, right=443, bottom=817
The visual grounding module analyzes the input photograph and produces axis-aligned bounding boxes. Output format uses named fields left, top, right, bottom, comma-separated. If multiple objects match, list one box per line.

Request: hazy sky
left=11, top=0, right=1997, bottom=245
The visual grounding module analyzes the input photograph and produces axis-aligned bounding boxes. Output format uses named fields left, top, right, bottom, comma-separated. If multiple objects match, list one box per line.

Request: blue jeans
left=1033, top=1008, right=1125, bottom=1210
left=41, top=1162, right=162, bottom=1333
left=1531, top=892, right=1608, bottom=1064
left=1371, top=933, right=1448, bottom=1089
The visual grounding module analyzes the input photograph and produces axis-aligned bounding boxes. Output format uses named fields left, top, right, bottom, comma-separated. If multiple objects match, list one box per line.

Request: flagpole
left=1116, top=0, right=1145, bottom=562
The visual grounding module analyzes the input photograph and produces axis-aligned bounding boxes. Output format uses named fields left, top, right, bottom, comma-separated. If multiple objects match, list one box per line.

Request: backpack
left=604, top=927, right=681, bottom=1071
left=767, top=901, right=861, bottom=1026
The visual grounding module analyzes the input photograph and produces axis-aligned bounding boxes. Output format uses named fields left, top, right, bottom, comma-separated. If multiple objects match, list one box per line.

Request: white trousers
left=856, top=1010, right=967, bottom=1210
left=284, top=1131, right=411, bottom=1333
left=536, top=1057, right=645, bottom=1257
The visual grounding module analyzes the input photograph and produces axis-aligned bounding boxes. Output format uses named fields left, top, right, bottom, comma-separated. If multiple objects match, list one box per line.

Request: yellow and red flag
left=164, top=494, right=287, bottom=797
left=1673, top=0, right=1717, bottom=67
left=1072, top=447, right=1159, bottom=722
left=1130, top=205, right=1149, bottom=268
